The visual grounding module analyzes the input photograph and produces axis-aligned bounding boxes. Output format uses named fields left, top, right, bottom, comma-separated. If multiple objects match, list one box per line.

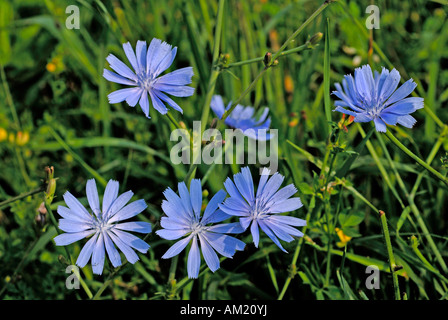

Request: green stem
left=47, top=126, right=107, bottom=187
left=0, top=186, right=45, bottom=209
left=221, top=0, right=335, bottom=122
left=379, top=210, right=401, bottom=300
left=200, top=0, right=226, bottom=133
left=223, top=43, right=310, bottom=69
left=385, top=130, right=448, bottom=187
left=45, top=202, right=93, bottom=299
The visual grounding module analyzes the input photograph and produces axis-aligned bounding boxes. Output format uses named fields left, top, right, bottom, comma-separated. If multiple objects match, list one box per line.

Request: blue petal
left=160, top=216, right=190, bottom=229
left=354, top=113, right=373, bottom=123
left=234, top=167, right=255, bottom=204
left=189, top=179, right=202, bottom=220
left=155, top=67, right=194, bottom=86
left=91, top=233, right=106, bottom=275
left=63, top=191, right=92, bottom=221
left=259, top=172, right=284, bottom=203
left=105, top=190, right=133, bottom=221
left=265, top=220, right=295, bottom=242
left=267, top=218, right=304, bottom=238
left=203, top=232, right=245, bottom=257
left=107, top=230, right=139, bottom=264
left=202, top=189, right=227, bottom=222
left=151, top=83, right=195, bottom=97
left=251, top=220, right=260, bottom=248
left=76, top=233, right=98, bottom=268
left=374, top=117, right=387, bottom=133
left=384, top=97, right=424, bottom=115
left=108, top=87, right=141, bottom=104
left=187, top=236, right=201, bottom=278
left=380, top=112, right=399, bottom=126
left=102, top=180, right=119, bottom=216
left=138, top=91, right=150, bottom=118
left=106, top=54, right=137, bottom=81
left=258, top=220, right=287, bottom=253
left=379, top=68, right=401, bottom=103
left=135, top=40, right=147, bottom=73
left=103, top=69, right=136, bottom=86
left=210, top=95, right=226, bottom=119
left=153, top=89, right=183, bottom=113
left=146, top=39, right=172, bottom=77
left=110, top=229, right=150, bottom=253
left=54, top=230, right=95, bottom=246
left=108, top=199, right=147, bottom=223
left=207, top=222, right=245, bottom=234
left=122, top=42, right=139, bottom=71
left=86, top=179, right=101, bottom=217
left=200, top=209, right=232, bottom=224
left=161, top=235, right=193, bottom=259
left=397, top=115, right=417, bottom=128
left=268, top=215, right=306, bottom=227
left=126, top=88, right=143, bottom=107
left=223, top=177, right=250, bottom=209
left=115, top=221, right=152, bottom=234
left=57, top=205, right=90, bottom=223
left=148, top=89, right=169, bottom=114
left=269, top=198, right=303, bottom=214
left=59, top=219, right=92, bottom=233
left=384, top=78, right=417, bottom=107
left=156, top=228, right=190, bottom=240
left=198, top=234, right=220, bottom=272
left=103, top=232, right=122, bottom=268
left=153, top=46, right=177, bottom=78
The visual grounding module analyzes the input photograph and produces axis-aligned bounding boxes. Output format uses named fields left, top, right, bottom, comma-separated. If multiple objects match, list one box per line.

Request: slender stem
left=270, top=0, right=336, bottom=63
left=45, top=202, right=93, bottom=299
left=0, top=64, right=21, bottom=130
left=166, top=111, right=183, bottom=131
left=200, top=0, right=226, bottom=133
left=278, top=200, right=314, bottom=300
left=379, top=210, right=401, bottom=300
left=223, top=43, right=309, bottom=69
left=221, top=0, right=335, bottom=122
left=47, top=126, right=107, bottom=187
left=385, top=130, right=448, bottom=187
left=0, top=186, right=45, bottom=209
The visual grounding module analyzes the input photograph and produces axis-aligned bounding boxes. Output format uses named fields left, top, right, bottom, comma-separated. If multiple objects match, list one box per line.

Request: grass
left=0, top=0, right=447, bottom=301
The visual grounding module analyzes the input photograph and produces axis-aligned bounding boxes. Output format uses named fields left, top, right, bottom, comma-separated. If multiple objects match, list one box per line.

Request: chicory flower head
left=156, top=179, right=245, bottom=279
left=103, top=38, right=195, bottom=118
left=219, top=167, right=306, bottom=253
left=54, top=179, right=151, bottom=275
left=210, top=95, right=272, bottom=140
left=332, top=64, right=424, bottom=132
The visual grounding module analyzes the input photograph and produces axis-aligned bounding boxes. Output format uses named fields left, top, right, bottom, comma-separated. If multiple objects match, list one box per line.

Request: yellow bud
left=0, top=128, right=7, bottom=142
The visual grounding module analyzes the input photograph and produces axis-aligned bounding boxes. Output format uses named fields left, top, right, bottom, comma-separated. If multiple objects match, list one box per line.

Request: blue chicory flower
left=219, top=167, right=306, bottom=253
left=103, top=38, right=195, bottom=118
left=156, top=179, right=245, bottom=279
left=332, top=64, right=424, bottom=132
left=210, top=95, right=272, bottom=140
left=54, top=179, right=151, bottom=275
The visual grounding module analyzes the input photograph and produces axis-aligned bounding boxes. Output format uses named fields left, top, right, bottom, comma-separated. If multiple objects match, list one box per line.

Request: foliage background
left=0, top=0, right=447, bottom=300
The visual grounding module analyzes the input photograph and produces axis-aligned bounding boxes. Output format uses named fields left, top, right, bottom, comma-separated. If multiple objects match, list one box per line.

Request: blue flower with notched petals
left=219, top=167, right=306, bottom=253
left=332, top=64, right=424, bottom=132
left=156, top=179, right=245, bottom=279
left=54, top=179, right=151, bottom=275
left=210, top=95, right=272, bottom=140
left=103, top=38, right=195, bottom=118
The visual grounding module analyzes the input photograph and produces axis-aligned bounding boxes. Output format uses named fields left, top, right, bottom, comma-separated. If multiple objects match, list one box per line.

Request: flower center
left=250, top=199, right=268, bottom=221
left=93, top=218, right=112, bottom=233
left=190, top=221, right=207, bottom=236
left=137, top=71, right=154, bottom=91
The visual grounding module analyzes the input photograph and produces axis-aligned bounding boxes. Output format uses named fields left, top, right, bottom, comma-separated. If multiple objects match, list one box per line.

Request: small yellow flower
left=335, top=227, right=352, bottom=247
left=0, top=128, right=7, bottom=142
left=16, top=131, right=30, bottom=146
